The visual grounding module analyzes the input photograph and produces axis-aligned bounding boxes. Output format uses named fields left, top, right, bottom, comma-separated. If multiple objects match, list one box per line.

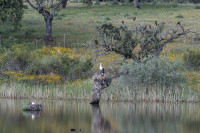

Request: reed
left=0, top=79, right=200, bottom=103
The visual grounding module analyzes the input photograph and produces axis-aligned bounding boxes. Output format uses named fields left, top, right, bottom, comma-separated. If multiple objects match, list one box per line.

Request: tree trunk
left=61, top=0, right=68, bottom=8
left=44, top=15, right=53, bottom=45
left=134, top=0, right=140, bottom=8
left=90, top=71, right=128, bottom=105
left=90, top=75, right=112, bottom=104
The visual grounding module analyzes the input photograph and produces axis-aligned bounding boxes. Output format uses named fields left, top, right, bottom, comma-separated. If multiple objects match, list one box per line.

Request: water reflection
left=91, top=105, right=112, bottom=133
left=22, top=111, right=42, bottom=120
left=1, top=100, right=200, bottom=133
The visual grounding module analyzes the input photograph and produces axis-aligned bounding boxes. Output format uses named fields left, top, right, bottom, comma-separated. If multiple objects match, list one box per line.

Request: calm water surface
left=0, top=99, right=200, bottom=133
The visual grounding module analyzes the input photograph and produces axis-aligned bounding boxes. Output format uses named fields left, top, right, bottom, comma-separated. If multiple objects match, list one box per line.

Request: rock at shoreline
left=23, top=103, right=43, bottom=111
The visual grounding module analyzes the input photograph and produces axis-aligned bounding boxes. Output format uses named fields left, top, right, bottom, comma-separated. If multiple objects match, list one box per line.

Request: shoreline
left=0, top=96, right=199, bottom=104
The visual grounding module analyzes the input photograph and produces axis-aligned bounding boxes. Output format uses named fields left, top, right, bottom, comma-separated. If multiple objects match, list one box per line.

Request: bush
left=194, top=5, right=200, bottom=9
left=112, top=0, right=119, bottom=5
left=0, top=44, right=33, bottom=71
left=183, top=49, right=200, bottom=70
left=83, top=0, right=93, bottom=6
left=176, top=14, right=184, bottom=18
left=119, top=57, right=183, bottom=89
left=94, top=0, right=100, bottom=5
left=0, top=45, right=93, bottom=80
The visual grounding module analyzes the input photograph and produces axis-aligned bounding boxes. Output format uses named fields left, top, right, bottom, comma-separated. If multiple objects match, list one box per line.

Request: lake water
left=0, top=99, right=200, bottom=133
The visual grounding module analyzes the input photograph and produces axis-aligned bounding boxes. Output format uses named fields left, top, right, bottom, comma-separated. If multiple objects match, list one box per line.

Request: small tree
left=26, top=0, right=63, bottom=45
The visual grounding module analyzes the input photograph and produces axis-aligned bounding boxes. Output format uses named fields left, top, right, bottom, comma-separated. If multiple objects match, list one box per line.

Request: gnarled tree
left=94, top=21, right=194, bottom=62
left=25, top=0, right=63, bottom=45
left=90, top=21, right=196, bottom=104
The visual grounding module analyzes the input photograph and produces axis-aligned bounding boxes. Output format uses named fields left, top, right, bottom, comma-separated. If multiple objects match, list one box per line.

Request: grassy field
left=1, top=2, right=200, bottom=102
left=1, top=3, right=200, bottom=47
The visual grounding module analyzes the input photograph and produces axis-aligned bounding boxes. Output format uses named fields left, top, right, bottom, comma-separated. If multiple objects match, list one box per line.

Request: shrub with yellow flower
left=4, top=71, right=61, bottom=83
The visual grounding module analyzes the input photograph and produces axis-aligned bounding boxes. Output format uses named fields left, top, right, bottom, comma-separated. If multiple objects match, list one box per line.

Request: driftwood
left=90, top=71, right=128, bottom=104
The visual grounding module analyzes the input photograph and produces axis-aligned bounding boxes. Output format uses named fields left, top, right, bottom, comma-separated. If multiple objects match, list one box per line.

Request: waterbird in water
left=99, top=63, right=104, bottom=76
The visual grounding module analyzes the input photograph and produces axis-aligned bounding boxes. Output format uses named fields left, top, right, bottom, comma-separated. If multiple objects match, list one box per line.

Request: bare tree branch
left=94, top=22, right=198, bottom=62
left=26, top=0, right=38, bottom=10
left=52, top=0, right=63, bottom=16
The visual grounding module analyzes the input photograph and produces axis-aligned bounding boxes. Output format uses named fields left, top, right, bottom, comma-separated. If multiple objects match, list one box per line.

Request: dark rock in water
left=70, top=129, right=76, bottom=131
left=23, top=103, right=43, bottom=111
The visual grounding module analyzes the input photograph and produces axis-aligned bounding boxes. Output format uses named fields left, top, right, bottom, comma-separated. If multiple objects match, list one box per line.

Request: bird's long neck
left=100, top=63, right=103, bottom=70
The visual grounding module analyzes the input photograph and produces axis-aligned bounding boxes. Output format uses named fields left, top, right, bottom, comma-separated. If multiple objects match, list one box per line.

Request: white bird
left=31, top=102, right=35, bottom=105
left=99, top=63, right=104, bottom=76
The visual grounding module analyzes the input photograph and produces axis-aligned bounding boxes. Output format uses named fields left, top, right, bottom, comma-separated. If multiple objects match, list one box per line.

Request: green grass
left=0, top=2, right=197, bottom=48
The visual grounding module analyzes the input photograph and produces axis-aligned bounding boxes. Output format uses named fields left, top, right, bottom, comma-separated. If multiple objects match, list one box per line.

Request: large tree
left=0, top=0, right=24, bottom=29
left=94, top=21, right=194, bottom=62
left=25, top=0, right=63, bottom=45
left=90, top=21, right=196, bottom=104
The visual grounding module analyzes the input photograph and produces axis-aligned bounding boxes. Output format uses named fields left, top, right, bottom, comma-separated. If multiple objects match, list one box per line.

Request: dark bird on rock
left=177, top=21, right=181, bottom=25
left=121, top=20, right=124, bottom=24
left=133, top=17, right=136, bottom=21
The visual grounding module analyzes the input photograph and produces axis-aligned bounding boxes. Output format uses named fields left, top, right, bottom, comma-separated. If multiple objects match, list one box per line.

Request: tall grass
left=0, top=79, right=93, bottom=100
left=106, top=80, right=200, bottom=103
left=1, top=79, right=199, bottom=103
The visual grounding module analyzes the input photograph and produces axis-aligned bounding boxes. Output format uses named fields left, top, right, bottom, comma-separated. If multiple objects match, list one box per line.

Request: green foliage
left=119, top=57, right=183, bottom=89
left=194, top=5, right=200, bottom=9
left=183, top=49, right=200, bottom=70
left=94, top=1, right=100, bottom=5
left=24, top=29, right=36, bottom=38
left=104, top=17, right=111, bottom=21
left=95, top=22, right=168, bottom=61
left=124, top=13, right=130, bottom=17
left=112, top=0, right=119, bottom=5
left=10, top=44, right=32, bottom=66
left=83, top=0, right=93, bottom=6
left=176, top=14, right=184, bottom=18
left=0, top=45, right=93, bottom=79
left=0, top=0, right=24, bottom=29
